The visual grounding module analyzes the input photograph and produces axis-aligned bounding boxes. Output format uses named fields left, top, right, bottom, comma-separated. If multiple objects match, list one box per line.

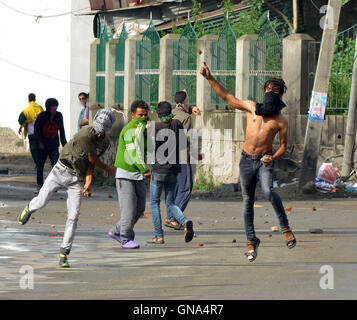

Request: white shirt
left=27, top=121, right=35, bottom=136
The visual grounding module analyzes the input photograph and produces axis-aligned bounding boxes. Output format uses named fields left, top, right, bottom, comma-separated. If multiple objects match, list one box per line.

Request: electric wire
left=0, top=56, right=89, bottom=86
left=0, top=1, right=89, bottom=19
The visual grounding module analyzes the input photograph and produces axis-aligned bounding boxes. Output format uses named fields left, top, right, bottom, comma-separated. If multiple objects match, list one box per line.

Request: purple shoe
left=108, top=231, right=121, bottom=243
left=122, top=240, right=140, bottom=249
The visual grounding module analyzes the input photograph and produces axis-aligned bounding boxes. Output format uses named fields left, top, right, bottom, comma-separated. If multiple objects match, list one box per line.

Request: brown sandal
left=165, top=219, right=184, bottom=230
left=282, top=228, right=297, bottom=249
left=147, top=237, right=165, bottom=244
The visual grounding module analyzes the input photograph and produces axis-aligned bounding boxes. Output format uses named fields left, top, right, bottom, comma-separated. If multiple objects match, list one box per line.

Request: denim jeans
left=167, top=163, right=193, bottom=220
left=150, top=172, right=187, bottom=238
left=239, top=153, right=289, bottom=240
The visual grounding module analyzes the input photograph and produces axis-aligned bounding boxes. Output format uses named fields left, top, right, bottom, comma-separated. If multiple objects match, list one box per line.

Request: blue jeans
left=239, top=153, right=289, bottom=240
left=167, top=164, right=193, bottom=220
left=150, top=172, right=187, bottom=238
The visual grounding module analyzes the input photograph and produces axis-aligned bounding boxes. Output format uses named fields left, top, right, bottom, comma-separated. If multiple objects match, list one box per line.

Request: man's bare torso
left=243, top=108, right=286, bottom=155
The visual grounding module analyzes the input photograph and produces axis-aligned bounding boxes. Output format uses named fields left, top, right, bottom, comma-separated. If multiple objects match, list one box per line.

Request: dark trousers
left=37, top=147, right=59, bottom=187
left=28, top=135, right=40, bottom=169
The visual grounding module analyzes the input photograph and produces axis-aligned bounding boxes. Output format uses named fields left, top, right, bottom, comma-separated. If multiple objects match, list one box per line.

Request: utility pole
left=341, top=35, right=357, bottom=176
left=293, top=0, right=298, bottom=33
left=298, top=0, right=342, bottom=191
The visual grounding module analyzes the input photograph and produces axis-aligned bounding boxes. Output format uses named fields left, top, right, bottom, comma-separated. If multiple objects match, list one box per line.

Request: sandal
left=172, top=220, right=185, bottom=230
left=164, top=218, right=172, bottom=228
left=245, top=237, right=261, bottom=262
left=282, top=227, right=296, bottom=249
left=147, top=236, right=165, bottom=244
left=165, top=219, right=185, bottom=230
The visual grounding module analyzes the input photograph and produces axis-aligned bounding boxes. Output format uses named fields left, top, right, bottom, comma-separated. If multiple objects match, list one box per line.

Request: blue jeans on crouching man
left=150, top=172, right=188, bottom=238
left=239, top=151, right=290, bottom=241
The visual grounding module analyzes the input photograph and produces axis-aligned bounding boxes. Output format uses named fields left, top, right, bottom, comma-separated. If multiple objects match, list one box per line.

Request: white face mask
left=93, top=110, right=116, bottom=136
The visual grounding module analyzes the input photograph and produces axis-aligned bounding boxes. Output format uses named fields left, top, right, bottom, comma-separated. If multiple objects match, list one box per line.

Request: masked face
left=255, top=91, right=286, bottom=116
left=176, top=91, right=190, bottom=113
left=131, top=107, right=148, bottom=119
left=50, top=106, right=58, bottom=120
left=79, top=95, right=87, bottom=106
left=93, top=109, right=116, bottom=136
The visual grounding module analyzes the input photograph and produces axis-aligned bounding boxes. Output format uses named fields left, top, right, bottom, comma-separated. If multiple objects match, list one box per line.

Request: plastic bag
left=317, top=163, right=338, bottom=184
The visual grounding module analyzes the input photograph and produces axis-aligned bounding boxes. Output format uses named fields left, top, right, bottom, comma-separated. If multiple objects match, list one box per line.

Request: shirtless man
left=200, top=62, right=296, bottom=262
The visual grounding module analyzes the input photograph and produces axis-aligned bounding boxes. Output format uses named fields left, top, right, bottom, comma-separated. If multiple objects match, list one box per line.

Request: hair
left=157, top=101, right=172, bottom=117
left=130, top=100, right=149, bottom=113
left=174, top=91, right=187, bottom=104
left=78, top=92, right=89, bottom=98
left=264, top=78, right=287, bottom=95
left=28, top=93, right=36, bottom=102
left=45, top=98, right=59, bottom=109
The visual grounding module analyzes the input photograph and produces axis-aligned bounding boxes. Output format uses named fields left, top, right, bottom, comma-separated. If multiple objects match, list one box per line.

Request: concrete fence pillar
left=282, top=33, right=315, bottom=115
left=234, top=34, right=258, bottom=142
left=159, top=34, right=181, bottom=103
left=89, top=39, right=101, bottom=122
left=282, top=33, right=315, bottom=147
left=105, top=38, right=118, bottom=109
left=236, top=34, right=258, bottom=100
left=123, top=35, right=142, bottom=116
left=196, top=35, right=219, bottom=115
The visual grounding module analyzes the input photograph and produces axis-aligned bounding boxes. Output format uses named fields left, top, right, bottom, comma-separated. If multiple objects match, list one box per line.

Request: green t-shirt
left=60, top=126, right=109, bottom=177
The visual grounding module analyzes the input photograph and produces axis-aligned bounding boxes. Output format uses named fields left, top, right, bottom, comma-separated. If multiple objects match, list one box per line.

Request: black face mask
left=255, top=91, right=286, bottom=116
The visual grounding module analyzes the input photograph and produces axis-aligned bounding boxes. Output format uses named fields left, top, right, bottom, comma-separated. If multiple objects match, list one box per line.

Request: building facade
left=0, top=0, right=93, bottom=144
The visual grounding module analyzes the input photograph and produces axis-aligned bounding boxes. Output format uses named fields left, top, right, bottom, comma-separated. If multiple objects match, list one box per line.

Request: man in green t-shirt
left=17, top=109, right=116, bottom=268
left=108, top=100, right=152, bottom=249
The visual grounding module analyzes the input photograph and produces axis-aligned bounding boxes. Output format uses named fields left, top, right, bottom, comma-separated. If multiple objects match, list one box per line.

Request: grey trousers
left=110, top=178, right=146, bottom=243
left=28, top=162, right=83, bottom=255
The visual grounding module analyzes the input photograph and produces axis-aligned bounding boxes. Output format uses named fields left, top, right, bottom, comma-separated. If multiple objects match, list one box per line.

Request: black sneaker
left=184, top=220, right=194, bottom=243
left=17, top=205, right=32, bottom=225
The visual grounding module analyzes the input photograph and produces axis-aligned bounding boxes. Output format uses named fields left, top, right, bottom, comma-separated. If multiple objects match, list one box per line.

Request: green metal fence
left=172, top=20, right=198, bottom=106
left=114, top=25, right=128, bottom=106
left=211, top=19, right=237, bottom=109
left=96, top=25, right=109, bottom=104
left=135, top=20, right=160, bottom=107
left=308, top=22, right=357, bottom=114
left=249, top=21, right=283, bottom=103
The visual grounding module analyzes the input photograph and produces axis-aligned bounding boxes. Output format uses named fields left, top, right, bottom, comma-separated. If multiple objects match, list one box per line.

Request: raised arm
left=200, top=62, right=255, bottom=113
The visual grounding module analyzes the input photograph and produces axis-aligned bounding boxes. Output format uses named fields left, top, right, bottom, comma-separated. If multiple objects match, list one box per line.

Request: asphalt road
left=0, top=180, right=357, bottom=300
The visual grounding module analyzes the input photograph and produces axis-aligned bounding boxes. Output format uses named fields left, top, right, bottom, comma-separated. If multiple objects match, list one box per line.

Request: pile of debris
left=314, top=162, right=357, bottom=193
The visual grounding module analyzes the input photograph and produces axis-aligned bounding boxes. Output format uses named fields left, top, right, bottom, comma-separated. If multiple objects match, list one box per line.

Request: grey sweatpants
left=110, top=178, right=146, bottom=243
left=28, top=162, right=83, bottom=255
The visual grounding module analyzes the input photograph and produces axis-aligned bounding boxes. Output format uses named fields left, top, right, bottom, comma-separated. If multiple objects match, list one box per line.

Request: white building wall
left=0, top=0, right=92, bottom=142
left=69, top=0, right=93, bottom=136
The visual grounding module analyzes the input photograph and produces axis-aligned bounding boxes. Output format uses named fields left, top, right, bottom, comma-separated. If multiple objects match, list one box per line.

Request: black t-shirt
left=151, top=119, right=186, bottom=174
left=34, top=111, right=67, bottom=149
